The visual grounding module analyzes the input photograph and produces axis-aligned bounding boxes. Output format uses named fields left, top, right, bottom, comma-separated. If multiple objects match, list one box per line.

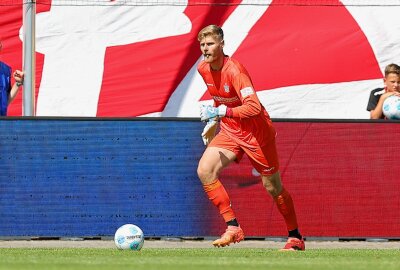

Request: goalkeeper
left=196, top=25, right=304, bottom=251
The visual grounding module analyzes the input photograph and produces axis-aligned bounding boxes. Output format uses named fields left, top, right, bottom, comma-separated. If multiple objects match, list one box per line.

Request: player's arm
left=199, top=73, right=261, bottom=121
left=8, top=84, right=21, bottom=105
left=229, top=73, right=261, bottom=118
left=370, top=92, right=396, bottom=119
left=370, top=99, right=384, bottom=119
left=8, top=70, right=24, bottom=105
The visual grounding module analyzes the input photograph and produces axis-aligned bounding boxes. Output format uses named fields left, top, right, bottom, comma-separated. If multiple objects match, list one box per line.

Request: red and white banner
left=1, top=0, right=400, bottom=118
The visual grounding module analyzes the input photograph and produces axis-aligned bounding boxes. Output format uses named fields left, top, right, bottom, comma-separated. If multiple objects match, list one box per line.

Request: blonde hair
left=384, top=63, right=400, bottom=77
left=197, top=25, right=224, bottom=42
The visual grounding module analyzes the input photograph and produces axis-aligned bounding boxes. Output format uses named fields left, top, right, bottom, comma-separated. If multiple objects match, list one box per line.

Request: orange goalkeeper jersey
left=197, top=56, right=276, bottom=145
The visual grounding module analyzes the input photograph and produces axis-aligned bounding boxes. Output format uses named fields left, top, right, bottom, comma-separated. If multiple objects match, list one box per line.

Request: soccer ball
left=382, top=95, right=400, bottom=120
left=114, top=224, right=144, bottom=251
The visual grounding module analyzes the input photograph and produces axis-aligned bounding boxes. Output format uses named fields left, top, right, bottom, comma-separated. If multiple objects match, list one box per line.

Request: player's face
left=199, top=35, right=224, bottom=68
left=384, top=73, right=400, bottom=92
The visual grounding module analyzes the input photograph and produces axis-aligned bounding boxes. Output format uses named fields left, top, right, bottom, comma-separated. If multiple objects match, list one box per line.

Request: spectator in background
left=367, top=63, right=400, bottom=119
left=0, top=39, right=24, bottom=116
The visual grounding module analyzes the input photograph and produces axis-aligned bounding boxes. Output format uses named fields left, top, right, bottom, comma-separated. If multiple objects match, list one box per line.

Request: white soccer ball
left=382, top=95, right=400, bottom=120
left=114, top=224, right=144, bottom=251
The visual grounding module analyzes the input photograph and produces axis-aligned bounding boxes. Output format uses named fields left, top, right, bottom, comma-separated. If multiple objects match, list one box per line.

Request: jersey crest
left=224, top=83, right=230, bottom=93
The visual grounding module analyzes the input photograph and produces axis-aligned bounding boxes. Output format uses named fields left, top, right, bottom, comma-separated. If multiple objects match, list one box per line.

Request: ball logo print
left=382, top=95, right=400, bottom=120
left=114, top=224, right=144, bottom=251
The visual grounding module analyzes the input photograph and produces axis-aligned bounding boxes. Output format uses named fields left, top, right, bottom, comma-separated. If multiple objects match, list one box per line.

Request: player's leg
left=261, top=172, right=305, bottom=251
left=197, top=134, right=244, bottom=247
left=246, top=137, right=304, bottom=251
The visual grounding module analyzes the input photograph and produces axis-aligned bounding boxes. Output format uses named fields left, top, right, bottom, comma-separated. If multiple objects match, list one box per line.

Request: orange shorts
left=208, top=131, right=280, bottom=176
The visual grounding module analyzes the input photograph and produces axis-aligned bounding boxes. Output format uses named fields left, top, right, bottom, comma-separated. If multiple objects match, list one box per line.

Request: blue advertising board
left=0, top=118, right=211, bottom=238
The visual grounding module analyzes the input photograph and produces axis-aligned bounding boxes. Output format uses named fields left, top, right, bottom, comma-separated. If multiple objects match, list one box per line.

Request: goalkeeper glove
left=201, top=118, right=218, bottom=145
left=200, top=104, right=227, bottom=122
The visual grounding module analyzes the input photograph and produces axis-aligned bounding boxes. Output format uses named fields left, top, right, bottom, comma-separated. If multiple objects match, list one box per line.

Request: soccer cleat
left=280, top=237, right=305, bottom=251
left=212, top=226, right=244, bottom=247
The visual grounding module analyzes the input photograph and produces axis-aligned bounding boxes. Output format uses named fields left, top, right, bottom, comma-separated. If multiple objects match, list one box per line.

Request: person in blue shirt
left=0, top=39, right=24, bottom=116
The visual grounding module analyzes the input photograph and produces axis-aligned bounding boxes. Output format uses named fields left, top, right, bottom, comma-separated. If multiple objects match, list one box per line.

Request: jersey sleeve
left=230, top=73, right=262, bottom=118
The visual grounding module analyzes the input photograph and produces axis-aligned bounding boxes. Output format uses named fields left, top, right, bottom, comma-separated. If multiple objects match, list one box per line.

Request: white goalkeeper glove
left=201, top=119, right=218, bottom=145
left=199, top=104, right=227, bottom=122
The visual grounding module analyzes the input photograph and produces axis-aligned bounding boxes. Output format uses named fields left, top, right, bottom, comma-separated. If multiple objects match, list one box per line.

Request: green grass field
left=0, top=248, right=399, bottom=270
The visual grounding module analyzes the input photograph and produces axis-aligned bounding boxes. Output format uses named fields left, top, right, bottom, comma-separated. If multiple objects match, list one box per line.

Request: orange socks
left=203, top=179, right=236, bottom=222
left=274, top=188, right=299, bottom=231
left=203, top=180, right=298, bottom=232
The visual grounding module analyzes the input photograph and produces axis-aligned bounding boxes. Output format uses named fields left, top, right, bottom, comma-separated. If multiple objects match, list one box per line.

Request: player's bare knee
left=197, top=162, right=216, bottom=183
left=263, top=181, right=278, bottom=196
left=262, top=172, right=282, bottom=197
left=196, top=165, right=206, bottom=180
